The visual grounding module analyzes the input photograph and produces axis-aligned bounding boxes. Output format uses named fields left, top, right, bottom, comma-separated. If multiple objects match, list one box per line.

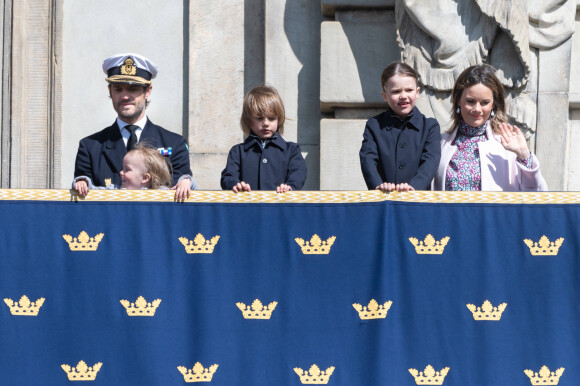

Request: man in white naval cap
left=73, top=53, right=193, bottom=199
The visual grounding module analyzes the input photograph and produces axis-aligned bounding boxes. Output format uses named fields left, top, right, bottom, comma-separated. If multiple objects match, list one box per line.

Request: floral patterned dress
left=445, top=120, right=532, bottom=191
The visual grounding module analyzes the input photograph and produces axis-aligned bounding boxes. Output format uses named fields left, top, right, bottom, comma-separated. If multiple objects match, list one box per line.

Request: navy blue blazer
left=74, top=119, right=192, bottom=187
left=220, top=134, right=307, bottom=190
left=359, top=107, right=441, bottom=190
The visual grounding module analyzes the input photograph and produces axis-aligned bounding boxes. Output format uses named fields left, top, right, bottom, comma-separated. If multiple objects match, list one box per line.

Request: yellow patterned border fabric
left=0, top=189, right=578, bottom=204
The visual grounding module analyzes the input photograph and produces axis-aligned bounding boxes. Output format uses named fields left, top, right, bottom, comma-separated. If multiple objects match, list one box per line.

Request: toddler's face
left=250, top=114, right=278, bottom=140
left=120, top=152, right=149, bottom=189
left=382, top=74, right=419, bottom=117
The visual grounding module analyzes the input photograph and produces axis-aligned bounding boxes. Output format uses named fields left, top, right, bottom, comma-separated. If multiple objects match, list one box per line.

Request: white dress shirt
left=117, top=116, right=148, bottom=146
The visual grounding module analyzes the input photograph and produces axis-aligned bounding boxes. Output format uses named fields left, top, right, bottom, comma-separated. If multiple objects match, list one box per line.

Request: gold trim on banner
left=0, top=189, right=578, bottom=204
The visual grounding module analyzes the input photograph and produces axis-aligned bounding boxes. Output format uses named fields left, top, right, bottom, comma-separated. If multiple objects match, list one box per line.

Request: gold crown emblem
left=352, top=299, right=392, bottom=320
left=104, top=178, right=112, bottom=186
left=295, top=235, right=336, bottom=254
left=409, top=235, right=450, bottom=254
left=466, top=300, right=507, bottom=321
left=178, top=362, right=219, bottom=383
left=293, top=364, right=335, bottom=384
left=3, top=295, right=45, bottom=316
left=524, top=236, right=564, bottom=256
left=120, top=58, right=137, bottom=75
left=61, top=361, right=103, bottom=381
left=524, top=366, right=564, bottom=385
left=120, top=296, right=161, bottom=316
left=409, top=365, right=450, bottom=385
left=236, top=299, right=278, bottom=319
left=179, top=234, right=220, bottom=254
left=62, top=231, right=104, bottom=251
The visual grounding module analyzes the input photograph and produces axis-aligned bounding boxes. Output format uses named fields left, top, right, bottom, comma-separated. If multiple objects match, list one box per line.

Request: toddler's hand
left=75, top=180, right=89, bottom=197
left=233, top=181, right=251, bottom=193
left=171, top=178, right=191, bottom=201
left=276, top=184, right=292, bottom=193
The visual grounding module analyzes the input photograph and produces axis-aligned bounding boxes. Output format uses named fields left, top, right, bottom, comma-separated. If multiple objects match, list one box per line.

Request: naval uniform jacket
left=74, top=119, right=192, bottom=187
left=220, top=134, right=307, bottom=190
left=359, top=107, right=441, bottom=190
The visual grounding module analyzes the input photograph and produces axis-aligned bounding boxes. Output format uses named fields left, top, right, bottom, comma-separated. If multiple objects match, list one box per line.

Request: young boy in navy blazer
left=221, top=85, right=307, bottom=193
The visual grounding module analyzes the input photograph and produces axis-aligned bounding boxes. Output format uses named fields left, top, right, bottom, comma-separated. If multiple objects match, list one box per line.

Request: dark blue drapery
left=0, top=190, right=575, bottom=385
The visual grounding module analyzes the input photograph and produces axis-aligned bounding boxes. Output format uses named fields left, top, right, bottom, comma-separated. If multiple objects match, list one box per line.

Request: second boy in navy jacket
left=221, top=133, right=306, bottom=191
left=221, top=85, right=307, bottom=193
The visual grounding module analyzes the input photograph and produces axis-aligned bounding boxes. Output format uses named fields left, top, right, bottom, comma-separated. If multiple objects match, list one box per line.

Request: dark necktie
left=126, top=125, right=138, bottom=151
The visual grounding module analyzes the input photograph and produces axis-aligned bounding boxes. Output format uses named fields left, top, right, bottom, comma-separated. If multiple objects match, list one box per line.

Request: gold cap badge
left=120, top=58, right=136, bottom=76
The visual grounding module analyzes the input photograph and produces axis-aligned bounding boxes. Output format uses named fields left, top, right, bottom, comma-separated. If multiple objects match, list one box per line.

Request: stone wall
left=1, top=0, right=61, bottom=188
left=61, top=0, right=185, bottom=189
left=321, top=2, right=396, bottom=189
left=567, top=3, right=580, bottom=190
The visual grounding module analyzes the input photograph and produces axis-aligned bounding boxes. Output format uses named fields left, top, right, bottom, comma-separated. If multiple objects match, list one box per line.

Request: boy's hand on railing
left=276, top=184, right=292, bottom=193
left=376, top=182, right=414, bottom=192
left=233, top=181, right=251, bottom=193
left=376, top=182, right=395, bottom=192
left=395, top=183, right=414, bottom=192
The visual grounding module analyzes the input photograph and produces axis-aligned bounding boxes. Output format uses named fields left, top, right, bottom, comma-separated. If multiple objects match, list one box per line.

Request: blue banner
left=0, top=190, right=576, bottom=385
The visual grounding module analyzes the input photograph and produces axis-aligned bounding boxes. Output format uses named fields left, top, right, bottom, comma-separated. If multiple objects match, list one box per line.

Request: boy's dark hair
left=241, top=85, right=286, bottom=136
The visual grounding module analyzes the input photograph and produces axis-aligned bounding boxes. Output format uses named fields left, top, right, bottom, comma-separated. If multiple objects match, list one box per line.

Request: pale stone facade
left=0, top=0, right=579, bottom=191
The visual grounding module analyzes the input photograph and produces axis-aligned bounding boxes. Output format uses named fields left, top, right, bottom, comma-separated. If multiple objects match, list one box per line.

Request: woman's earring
left=456, top=107, right=460, bottom=114
left=491, top=110, right=495, bottom=118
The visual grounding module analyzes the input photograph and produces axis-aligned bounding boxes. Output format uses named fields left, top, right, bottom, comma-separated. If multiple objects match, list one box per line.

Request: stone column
left=565, top=3, right=580, bottom=190
left=0, top=0, right=8, bottom=187
left=188, top=0, right=247, bottom=189
left=535, top=39, right=572, bottom=191
left=9, top=0, right=61, bottom=188
left=265, top=0, right=322, bottom=189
